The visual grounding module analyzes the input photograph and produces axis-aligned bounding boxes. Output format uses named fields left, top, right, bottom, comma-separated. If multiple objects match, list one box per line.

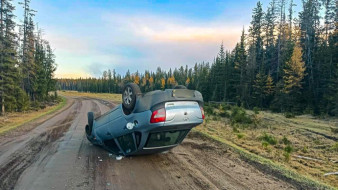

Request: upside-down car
left=85, top=83, right=204, bottom=156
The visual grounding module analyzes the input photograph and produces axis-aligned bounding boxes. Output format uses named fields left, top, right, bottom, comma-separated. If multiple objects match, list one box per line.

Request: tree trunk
left=1, top=96, right=4, bottom=115
left=0, top=0, right=3, bottom=115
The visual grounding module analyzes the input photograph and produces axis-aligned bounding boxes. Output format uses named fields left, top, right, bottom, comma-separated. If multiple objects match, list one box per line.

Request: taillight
left=150, top=108, right=166, bottom=123
left=200, top=106, right=205, bottom=119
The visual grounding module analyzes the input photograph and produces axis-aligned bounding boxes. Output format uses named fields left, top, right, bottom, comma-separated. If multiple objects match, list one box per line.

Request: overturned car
left=85, top=83, right=204, bottom=156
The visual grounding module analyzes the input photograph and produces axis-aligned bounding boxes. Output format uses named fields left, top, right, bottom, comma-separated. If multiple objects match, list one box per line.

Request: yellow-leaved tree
left=161, top=78, right=165, bottom=89
left=134, top=75, right=140, bottom=85
left=283, top=44, right=306, bottom=94
left=167, top=76, right=176, bottom=88
left=265, top=74, right=274, bottom=96
left=142, top=73, right=149, bottom=87
left=149, top=76, right=154, bottom=90
left=185, top=77, right=190, bottom=86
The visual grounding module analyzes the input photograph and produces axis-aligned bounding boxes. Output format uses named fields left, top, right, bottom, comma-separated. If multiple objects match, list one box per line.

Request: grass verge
left=58, top=91, right=122, bottom=103
left=0, top=97, right=67, bottom=135
left=191, top=130, right=336, bottom=190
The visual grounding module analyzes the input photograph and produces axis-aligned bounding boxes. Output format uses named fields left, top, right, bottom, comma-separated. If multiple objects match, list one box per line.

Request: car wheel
left=86, top=112, right=94, bottom=135
left=122, top=83, right=141, bottom=113
left=174, top=85, right=187, bottom=89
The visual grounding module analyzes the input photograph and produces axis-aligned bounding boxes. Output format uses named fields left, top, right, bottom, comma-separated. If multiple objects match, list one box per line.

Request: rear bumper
left=130, top=144, right=178, bottom=155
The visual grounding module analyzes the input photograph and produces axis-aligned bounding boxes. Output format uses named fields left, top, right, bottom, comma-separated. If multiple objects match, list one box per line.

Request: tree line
left=0, top=0, right=57, bottom=115
left=58, top=0, right=337, bottom=116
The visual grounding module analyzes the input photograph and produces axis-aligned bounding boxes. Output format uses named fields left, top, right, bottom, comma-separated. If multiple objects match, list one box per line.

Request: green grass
left=236, top=133, right=245, bottom=139
left=58, top=91, right=122, bottom=103
left=331, top=142, right=338, bottom=152
left=191, top=129, right=336, bottom=190
left=261, top=111, right=336, bottom=136
left=259, top=132, right=277, bottom=145
left=0, top=97, right=67, bottom=135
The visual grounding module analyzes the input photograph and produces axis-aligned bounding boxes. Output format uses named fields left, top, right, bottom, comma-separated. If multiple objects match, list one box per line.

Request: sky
left=13, top=0, right=302, bottom=78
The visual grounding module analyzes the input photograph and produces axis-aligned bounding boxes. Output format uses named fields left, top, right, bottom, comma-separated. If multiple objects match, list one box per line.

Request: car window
left=117, top=133, right=136, bottom=154
left=145, top=130, right=188, bottom=148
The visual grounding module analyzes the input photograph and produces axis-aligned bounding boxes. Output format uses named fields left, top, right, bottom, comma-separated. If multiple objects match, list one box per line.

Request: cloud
left=52, top=11, right=245, bottom=78
left=96, top=13, right=244, bottom=74
left=45, top=33, right=91, bottom=55
left=103, top=13, right=242, bottom=44
left=86, top=62, right=113, bottom=77
left=56, top=72, right=92, bottom=79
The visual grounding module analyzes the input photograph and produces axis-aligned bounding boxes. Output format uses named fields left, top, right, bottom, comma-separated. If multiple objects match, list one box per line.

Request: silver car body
left=86, top=89, right=204, bottom=156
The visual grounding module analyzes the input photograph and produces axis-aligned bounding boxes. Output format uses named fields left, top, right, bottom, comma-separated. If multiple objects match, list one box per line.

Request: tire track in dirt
left=0, top=98, right=75, bottom=163
left=73, top=99, right=104, bottom=190
left=174, top=139, right=293, bottom=190
left=15, top=99, right=96, bottom=190
left=0, top=100, right=82, bottom=190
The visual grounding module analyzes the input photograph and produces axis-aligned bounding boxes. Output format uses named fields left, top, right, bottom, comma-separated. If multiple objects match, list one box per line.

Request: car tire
left=122, top=83, right=141, bottom=113
left=174, top=85, right=187, bottom=89
left=86, top=112, right=94, bottom=135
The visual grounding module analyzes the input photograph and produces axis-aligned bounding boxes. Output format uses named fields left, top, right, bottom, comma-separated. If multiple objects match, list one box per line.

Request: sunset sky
left=14, top=0, right=302, bottom=78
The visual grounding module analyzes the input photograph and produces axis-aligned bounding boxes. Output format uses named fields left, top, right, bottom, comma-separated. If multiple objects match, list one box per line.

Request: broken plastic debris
left=116, top=155, right=123, bottom=160
left=99, top=159, right=103, bottom=162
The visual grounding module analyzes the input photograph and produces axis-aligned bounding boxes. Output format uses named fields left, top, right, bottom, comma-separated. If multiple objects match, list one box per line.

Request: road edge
left=0, top=96, right=70, bottom=135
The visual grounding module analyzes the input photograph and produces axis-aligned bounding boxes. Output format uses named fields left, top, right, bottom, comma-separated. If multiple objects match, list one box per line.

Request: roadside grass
left=260, top=111, right=337, bottom=136
left=191, top=130, right=335, bottom=190
left=58, top=91, right=122, bottom=103
left=195, top=104, right=338, bottom=188
left=0, top=96, right=67, bottom=135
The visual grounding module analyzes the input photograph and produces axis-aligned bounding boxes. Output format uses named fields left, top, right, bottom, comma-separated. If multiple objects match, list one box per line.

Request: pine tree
left=299, top=0, right=322, bottom=113
left=288, top=0, right=295, bottom=39
left=35, top=30, right=47, bottom=101
left=125, top=69, right=131, bottom=82
left=19, top=0, right=35, bottom=99
left=0, top=0, right=21, bottom=114
left=21, top=17, right=36, bottom=100
left=263, top=0, right=277, bottom=74
left=276, top=0, right=287, bottom=80
left=322, top=0, right=335, bottom=42
left=324, top=2, right=338, bottom=115
left=234, top=28, right=247, bottom=104
left=249, top=1, right=264, bottom=72
left=210, top=43, right=226, bottom=101
left=265, top=73, right=275, bottom=106
left=253, top=72, right=267, bottom=107
left=107, top=69, right=112, bottom=93
left=45, top=43, right=56, bottom=94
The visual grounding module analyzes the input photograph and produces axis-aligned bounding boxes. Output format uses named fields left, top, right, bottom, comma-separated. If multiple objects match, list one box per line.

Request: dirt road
left=0, top=97, right=296, bottom=190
